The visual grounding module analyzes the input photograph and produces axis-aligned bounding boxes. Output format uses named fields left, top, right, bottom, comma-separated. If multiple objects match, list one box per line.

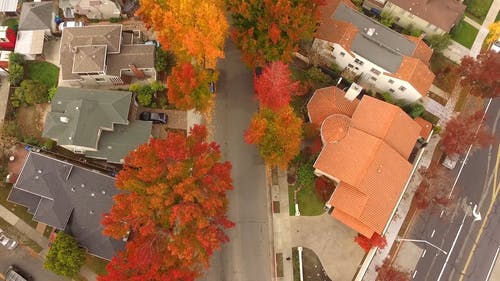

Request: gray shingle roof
left=72, top=45, right=107, bottom=73
left=18, top=1, right=54, bottom=31
left=106, top=44, right=155, bottom=76
left=8, top=152, right=125, bottom=260
left=43, top=87, right=132, bottom=150
left=85, top=121, right=152, bottom=164
left=333, top=2, right=418, bottom=72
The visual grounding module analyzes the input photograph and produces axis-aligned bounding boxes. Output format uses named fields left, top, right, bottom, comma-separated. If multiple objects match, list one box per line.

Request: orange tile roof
left=405, top=35, right=433, bottom=63
left=350, top=96, right=421, bottom=159
left=311, top=92, right=422, bottom=236
left=391, top=56, right=435, bottom=97
left=415, top=117, right=433, bottom=139
left=320, top=114, right=351, bottom=143
left=315, top=18, right=358, bottom=51
left=307, top=86, right=360, bottom=126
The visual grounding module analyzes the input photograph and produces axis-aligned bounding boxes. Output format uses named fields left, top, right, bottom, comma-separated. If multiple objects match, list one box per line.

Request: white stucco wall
left=382, top=2, right=447, bottom=36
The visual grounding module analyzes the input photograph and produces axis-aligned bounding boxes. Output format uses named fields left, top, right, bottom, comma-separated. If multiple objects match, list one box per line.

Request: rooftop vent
left=75, top=106, right=79, bottom=110
left=107, top=146, right=112, bottom=150
left=60, top=116, right=70, bottom=123
left=90, top=210, right=94, bottom=214
left=81, top=184, right=85, bottom=188
left=366, top=28, right=376, bottom=36
left=91, top=193, right=95, bottom=197
left=71, top=187, right=75, bottom=192
left=71, top=46, right=78, bottom=54
left=34, top=175, right=39, bottom=180
left=57, top=101, right=62, bottom=105
left=37, top=170, right=42, bottom=174
left=101, top=190, right=106, bottom=195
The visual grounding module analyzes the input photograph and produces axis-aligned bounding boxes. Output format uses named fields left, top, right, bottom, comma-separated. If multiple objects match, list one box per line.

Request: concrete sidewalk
left=0, top=78, right=10, bottom=123
left=0, top=203, right=98, bottom=280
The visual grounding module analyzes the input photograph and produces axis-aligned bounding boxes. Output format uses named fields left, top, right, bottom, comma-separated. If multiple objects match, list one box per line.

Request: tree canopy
left=227, top=0, right=325, bottom=68
left=99, top=125, right=233, bottom=281
left=254, top=61, right=299, bottom=110
left=459, top=52, right=500, bottom=99
left=44, top=232, right=86, bottom=278
left=245, top=106, right=303, bottom=167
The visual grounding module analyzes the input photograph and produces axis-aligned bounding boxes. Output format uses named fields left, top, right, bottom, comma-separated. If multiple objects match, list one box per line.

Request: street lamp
left=396, top=237, right=448, bottom=255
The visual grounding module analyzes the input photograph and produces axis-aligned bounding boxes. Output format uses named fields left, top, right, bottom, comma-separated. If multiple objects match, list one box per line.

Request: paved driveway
left=291, top=214, right=365, bottom=281
left=0, top=245, right=69, bottom=281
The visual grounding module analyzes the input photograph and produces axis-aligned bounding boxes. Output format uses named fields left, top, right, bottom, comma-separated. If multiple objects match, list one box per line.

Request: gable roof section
left=389, top=0, right=466, bottom=32
left=315, top=18, right=358, bottom=51
left=391, top=56, right=435, bottom=97
left=106, top=44, right=155, bottom=76
left=404, top=35, right=433, bottom=63
left=72, top=45, right=107, bottom=73
left=350, top=96, right=421, bottom=158
left=18, top=1, right=53, bottom=31
left=8, top=152, right=125, bottom=260
left=307, top=86, right=359, bottom=126
left=43, top=87, right=131, bottom=149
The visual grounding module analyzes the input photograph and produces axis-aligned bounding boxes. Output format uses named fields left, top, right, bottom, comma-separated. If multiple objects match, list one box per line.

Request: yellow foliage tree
left=137, top=0, right=228, bottom=67
left=486, top=21, right=500, bottom=45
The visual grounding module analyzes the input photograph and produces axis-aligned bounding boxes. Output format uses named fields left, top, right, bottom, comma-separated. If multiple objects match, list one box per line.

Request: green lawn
left=495, top=10, right=500, bottom=22
left=451, top=20, right=479, bottom=48
left=464, top=0, right=494, bottom=24
left=24, top=61, right=60, bottom=88
left=296, top=184, right=325, bottom=216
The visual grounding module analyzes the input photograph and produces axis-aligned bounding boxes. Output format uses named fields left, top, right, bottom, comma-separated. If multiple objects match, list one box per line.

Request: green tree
left=426, top=34, right=451, bottom=53
left=44, top=232, right=86, bottom=278
left=13, top=80, right=49, bottom=105
left=8, top=63, right=24, bottom=86
left=9, top=52, right=25, bottom=66
left=403, top=103, right=425, bottom=118
left=155, top=48, right=176, bottom=75
left=129, top=82, right=165, bottom=107
left=380, top=11, right=395, bottom=28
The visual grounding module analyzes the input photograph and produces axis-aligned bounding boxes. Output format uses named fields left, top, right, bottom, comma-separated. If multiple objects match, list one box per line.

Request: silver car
left=0, top=232, right=18, bottom=250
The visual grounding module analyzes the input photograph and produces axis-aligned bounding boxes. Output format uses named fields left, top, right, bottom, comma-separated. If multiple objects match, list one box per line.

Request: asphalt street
left=406, top=98, right=500, bottom=281
left=0, top=245, right=68, bottom=281
left=200, top=40, right=273, bottom=281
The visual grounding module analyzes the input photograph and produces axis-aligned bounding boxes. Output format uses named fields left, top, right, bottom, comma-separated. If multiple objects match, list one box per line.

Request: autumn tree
left=376, top=258, right=411, bottom=281
left=137, top=0, right=227, bottom=67
left=99, top=125, right=234, bottom=281
left=245, top=106, right=303, bottom=167
left=459, top=52, right=500, bottom=99
left=227, top=0, right=325, bottom=68
left=354, top=233, right=387, bottom=252
left=254, top=61, right=299, bottom=110
left=486, top=21, right=500, bottom=45
left=167, top=63, right=215, bottom=112
left=315, top=177, right=335, bottom=203
left=441, top=109, right=495, bottom=156
left=44, top=232, right=86, bottom=278
left=414, top=166, right=455, bottom=210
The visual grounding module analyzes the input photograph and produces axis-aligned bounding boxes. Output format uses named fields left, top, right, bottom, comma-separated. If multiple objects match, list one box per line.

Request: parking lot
left=0, top=245, right=69, bottom=281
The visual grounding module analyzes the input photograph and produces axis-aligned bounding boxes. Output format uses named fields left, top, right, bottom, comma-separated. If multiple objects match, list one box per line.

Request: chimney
left=128, top=64, right=145, bottom=79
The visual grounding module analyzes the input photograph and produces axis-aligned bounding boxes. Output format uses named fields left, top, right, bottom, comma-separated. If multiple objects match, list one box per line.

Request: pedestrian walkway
left=423, top=83, right=460, bottom=127
left=0, top=78, right=11, bottom=123
left=443, top=40, right=470, bottom=63
left=0, top=203, right=98, bottom=281
left=463, top=16, right=482, bottom=30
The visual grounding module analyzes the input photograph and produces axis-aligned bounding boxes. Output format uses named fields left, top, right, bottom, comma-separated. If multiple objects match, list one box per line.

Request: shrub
left=109, top=17, right=122, bottom=23
left=425, top=34, right=451, bottom=53
left=129, top=82, right=164, bottom=107
left=155, top=48, right=176, bottom=75
left=380, top=11, right=395, bottom=27
left=23, top=136, right=40, bottom=146
left=43, top=139, right=56, bottom=150
left=8, top=63, right=24, bottom=86
left=403, top=103, right=425, bottom=118
left=9, top=53, right=25, bottom=66
left=89, top=19, right=101, bottom=23
left=44, top=232, right=86, bottom=277
left=47, top=87, right=57, bottom=101
left=297, top=160, right=315, bottom=189
left=14, top=80, right=49, bottom=105
left=315, top=177, right=335, bottom=203
left=433, top=125, right=442, bottom=134
left=380, top=92, right=394, bottom=104
left=2, top=121, right=21, bottom=140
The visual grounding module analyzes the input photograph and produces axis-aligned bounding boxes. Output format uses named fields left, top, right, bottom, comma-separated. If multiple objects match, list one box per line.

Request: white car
left=490, top=40, right=500, bottom=53
left=442, top=154, right=459, bottom=170
left=59, top=21, right=84, bottom=31
left=0, top=233, right=18, bottom=250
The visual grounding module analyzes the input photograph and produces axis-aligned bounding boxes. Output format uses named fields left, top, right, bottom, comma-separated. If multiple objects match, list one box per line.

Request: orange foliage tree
left=167, top=63, right=215, bottom=112
left=136, top=0, right=228, bottom=67
left=254, top=61, right=299, bottom=110
left=354, top=233, right=387, bottom=252
left=245, top=106, right=303, bottom=167
left=441, top=109, right=495, bottom=156
left=227, top=0, right=325, bottom=68
left=99, top=125, right=234, bottom=281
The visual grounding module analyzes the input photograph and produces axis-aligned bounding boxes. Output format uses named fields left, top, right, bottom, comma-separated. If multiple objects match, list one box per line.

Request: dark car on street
left=139, top=112, right=168, bottom=124
left=5, top=265, right=32, bottom=281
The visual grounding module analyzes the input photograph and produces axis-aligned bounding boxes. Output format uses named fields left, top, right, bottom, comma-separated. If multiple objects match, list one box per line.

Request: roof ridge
left=353, top=132, right=384, bottom=188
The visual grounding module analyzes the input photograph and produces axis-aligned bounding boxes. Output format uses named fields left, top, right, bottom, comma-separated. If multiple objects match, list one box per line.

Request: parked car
left=0, top=230, right=17, bottom=250
left=59, top=21, right=84, bottom=31
left=139, top=111, right=168, bottom=124
left=442, top=154, right=459, bottom=170
left=209, top=81, right=216, bottom=94
left=5, top=265, right=32, bottom=281
left=490, top=39, right=500, bottom=53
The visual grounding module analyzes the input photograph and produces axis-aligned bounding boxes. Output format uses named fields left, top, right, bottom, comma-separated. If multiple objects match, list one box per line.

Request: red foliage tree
left=166, top=63, right=214, bottom=112
left=459, top=52, right=500, bottom=99
left=227, top=0, right=325, bottom=67
left=414, top=166, right=455, bottom=210
left=376, top=258, right=411, bottom=281
left=99, top=125, right=234, bottom=281
left=254, top=61, right=299, bottom=110
left=441, top=109, right=496, bottom=156
left=354, top=233, right=387, bottom=252
left=314, top=177, right=335, bottom=203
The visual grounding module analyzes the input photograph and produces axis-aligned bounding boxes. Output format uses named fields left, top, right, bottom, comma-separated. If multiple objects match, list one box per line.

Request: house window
left=370, top=68, right=381, bottom=75
left=95, top=77, right=106, bottom=82
left=389, top=88, right=395, bottom=93
left=408, top=13, right=415, bottom=19
left=399, top=86, right=407, bottom=91
left=347, top=63, right=354, bottom=68
left=328, top=45, right=334, bottom=52
left=388, top=79, right=395, bottom=84
left=340, top=52, right=346, bottom=57
left=370, top=76, right=377, bottom=81
left=354, top=58, right=364, bottom=65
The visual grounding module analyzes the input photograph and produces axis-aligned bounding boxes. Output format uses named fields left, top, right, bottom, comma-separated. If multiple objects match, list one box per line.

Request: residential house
left=307, top=86, right=425, bottom=238
left=7, top=151, right=125, bottom=260
left=59, top=25, right=156, bottom=86
left=363, top=0, right=465, bottom=36
left=42, top=87, right=152, bottom=164
left=313, top=0, right=435, bottom=103
left=59, top=0, right=121, bottom=19
left=18, top=1, right=55, bottom=35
